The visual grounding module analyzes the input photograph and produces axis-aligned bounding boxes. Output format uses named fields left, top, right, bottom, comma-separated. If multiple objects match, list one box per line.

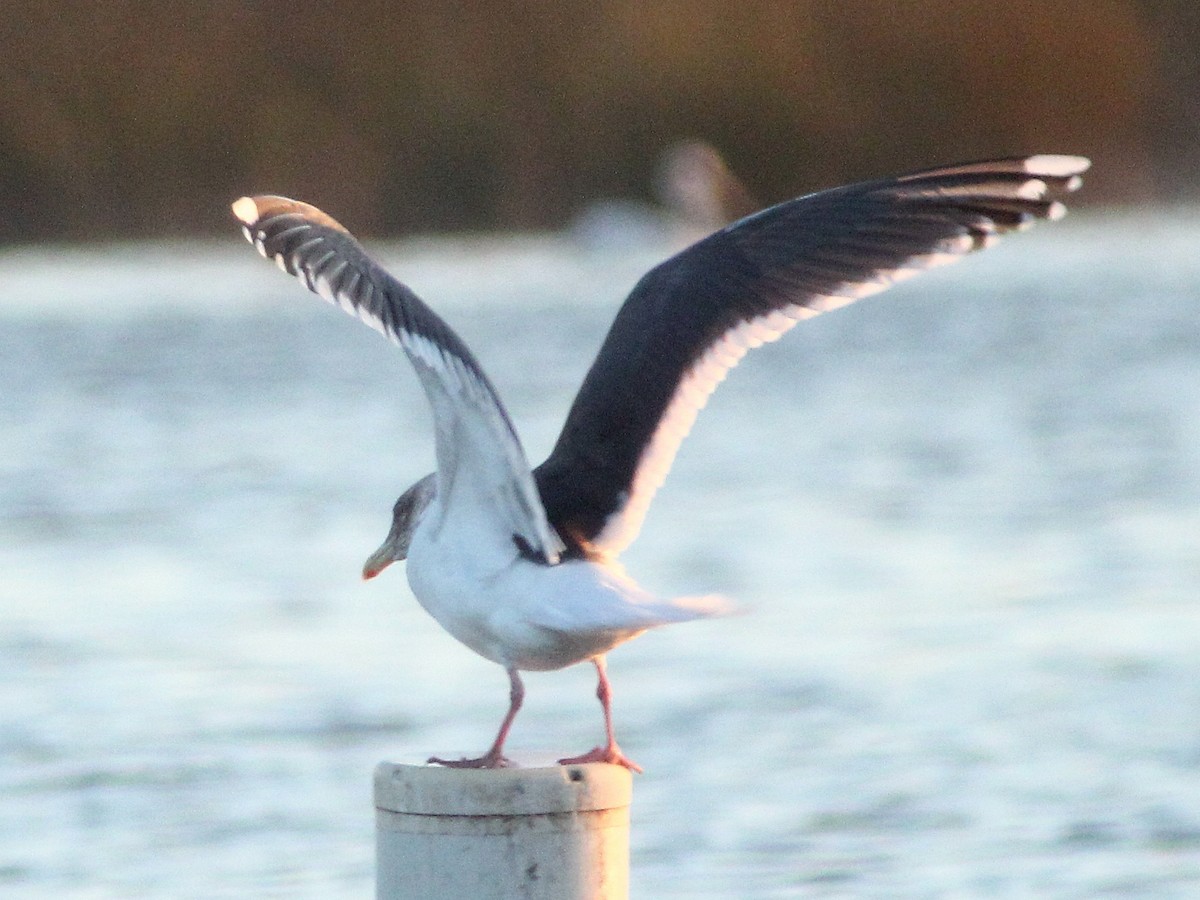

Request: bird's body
left=233, top=153, right=1088, bottom=771
left=406, top=513, right=724, bottom=672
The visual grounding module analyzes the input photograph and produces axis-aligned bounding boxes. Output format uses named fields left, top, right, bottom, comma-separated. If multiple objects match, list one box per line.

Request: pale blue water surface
left=2, top=211, right=1200, bottom=897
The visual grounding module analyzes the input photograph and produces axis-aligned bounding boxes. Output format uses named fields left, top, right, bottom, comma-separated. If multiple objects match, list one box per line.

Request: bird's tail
left=629, top=591, right=738, bottom=628
left=537, top=561, right=737, bottom=633
left=608, top=592, right=740, bottom=633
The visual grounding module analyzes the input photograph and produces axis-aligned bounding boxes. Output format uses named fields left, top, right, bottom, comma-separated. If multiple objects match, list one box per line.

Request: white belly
left=404, top=521, right=631, bottom=670
left=403, top=501, right=731, bottom=671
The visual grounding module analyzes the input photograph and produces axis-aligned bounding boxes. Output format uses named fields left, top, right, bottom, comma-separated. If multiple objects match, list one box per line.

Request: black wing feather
left=235, top=195, right=564, bottom=564
left=535, top=155, right=1088, bottom=555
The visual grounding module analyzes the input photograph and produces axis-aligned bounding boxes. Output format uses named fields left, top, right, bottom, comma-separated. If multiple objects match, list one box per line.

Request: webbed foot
left=427, top=749, right=516, bottom=769
left=558, top=744, right=643, bottom=774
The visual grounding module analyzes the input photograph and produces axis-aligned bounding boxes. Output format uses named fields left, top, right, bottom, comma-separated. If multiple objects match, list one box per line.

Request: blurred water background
left=1, top=209, right=1199, bottom=897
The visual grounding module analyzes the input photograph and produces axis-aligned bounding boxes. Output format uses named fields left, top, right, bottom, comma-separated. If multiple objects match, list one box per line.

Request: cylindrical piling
left=375, top=761, right=632, bottom=900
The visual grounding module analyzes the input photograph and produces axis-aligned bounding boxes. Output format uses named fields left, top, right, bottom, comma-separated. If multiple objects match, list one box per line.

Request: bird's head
left=362, top=473, right=437, bottom=579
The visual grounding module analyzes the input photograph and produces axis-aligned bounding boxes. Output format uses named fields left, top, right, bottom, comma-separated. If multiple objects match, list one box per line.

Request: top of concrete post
left=374, top=760, right=633, bottom=817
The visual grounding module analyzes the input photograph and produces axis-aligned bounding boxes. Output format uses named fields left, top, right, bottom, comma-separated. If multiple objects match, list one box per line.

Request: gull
left=233, top=154, right=1088, bottom=772
left=573, top=138, right=756, bottom=247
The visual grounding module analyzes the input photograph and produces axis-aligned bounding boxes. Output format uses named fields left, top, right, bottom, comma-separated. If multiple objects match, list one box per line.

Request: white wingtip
left=1016, top=178, right=1048, bottom=201
left=1024, top=155, right=1091, bottom=179
left=231, top=196, right=259, bottom=225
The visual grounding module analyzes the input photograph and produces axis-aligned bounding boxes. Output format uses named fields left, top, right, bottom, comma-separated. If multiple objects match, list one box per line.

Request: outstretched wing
left=233, top=195, right=562, bottom=564
left=535, top=155, right=1089, bottom=557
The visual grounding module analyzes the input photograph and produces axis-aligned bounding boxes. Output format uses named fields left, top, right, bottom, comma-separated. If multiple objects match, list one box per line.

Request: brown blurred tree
left=0, top=0, right=1169, bottom=243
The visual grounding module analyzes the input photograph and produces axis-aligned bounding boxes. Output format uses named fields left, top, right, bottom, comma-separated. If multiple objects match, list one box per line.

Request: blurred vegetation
left=0, top=0, right=1190, bottom=242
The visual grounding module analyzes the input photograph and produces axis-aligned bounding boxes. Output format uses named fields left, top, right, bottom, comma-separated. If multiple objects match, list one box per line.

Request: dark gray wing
left=535, top=155, right=1089, bottom=557
left=234, top=195, right=562, bottom=564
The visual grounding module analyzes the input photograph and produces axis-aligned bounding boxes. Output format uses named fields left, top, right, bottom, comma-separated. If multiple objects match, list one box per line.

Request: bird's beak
left=362, top=542, right=396, bottom=580
left=363, top=481, right=425, bottom=579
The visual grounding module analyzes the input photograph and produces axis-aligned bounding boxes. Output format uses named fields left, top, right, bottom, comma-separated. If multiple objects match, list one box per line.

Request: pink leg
left=558, top=656, right=643, bottom=773
left=429, top=667, right=524, bottom=769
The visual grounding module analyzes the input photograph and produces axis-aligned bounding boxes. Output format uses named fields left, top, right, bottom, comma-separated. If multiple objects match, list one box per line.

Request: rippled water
left=3, top=211, right=1200, bottom=897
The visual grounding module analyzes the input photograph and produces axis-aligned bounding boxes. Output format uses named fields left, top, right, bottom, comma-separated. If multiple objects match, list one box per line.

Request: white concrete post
left=375, top=761, right=632, bottom=900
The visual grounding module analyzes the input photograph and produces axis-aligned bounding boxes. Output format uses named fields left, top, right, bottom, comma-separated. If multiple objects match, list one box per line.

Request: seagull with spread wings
left=233, top=153, right=1088, bottom=772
